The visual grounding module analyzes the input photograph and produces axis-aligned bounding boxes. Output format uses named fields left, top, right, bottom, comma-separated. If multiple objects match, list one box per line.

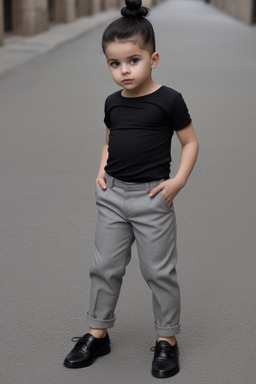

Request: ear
left=151, top=52, right=160, bottom=69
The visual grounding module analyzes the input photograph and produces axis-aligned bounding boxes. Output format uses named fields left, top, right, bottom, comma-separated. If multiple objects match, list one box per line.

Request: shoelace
left=150, top=345, right=175, bottom=358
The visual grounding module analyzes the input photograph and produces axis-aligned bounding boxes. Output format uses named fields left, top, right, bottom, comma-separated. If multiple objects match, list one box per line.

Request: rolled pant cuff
left=154, top=322, right=181, bottom=337
left=86, top=312, right=116, bottom=329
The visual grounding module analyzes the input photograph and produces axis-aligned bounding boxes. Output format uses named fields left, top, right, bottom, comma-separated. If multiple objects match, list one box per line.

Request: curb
left=0, top=9, right=119, bottom=78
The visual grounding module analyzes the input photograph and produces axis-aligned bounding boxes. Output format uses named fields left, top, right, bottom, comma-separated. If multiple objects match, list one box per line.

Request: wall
left=211, top=0, right=254, bottom=24
left=12, top=0, right=49, bottom=36
left=0, top=0, right=3, bottom=46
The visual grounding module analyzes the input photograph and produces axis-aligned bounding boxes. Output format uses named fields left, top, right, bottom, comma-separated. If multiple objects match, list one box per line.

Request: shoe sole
left=63, top=346, right=111, bottom=369
left=151, top=366, right=180, bottom=378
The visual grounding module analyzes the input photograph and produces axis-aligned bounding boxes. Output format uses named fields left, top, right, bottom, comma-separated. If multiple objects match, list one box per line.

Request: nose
left=121, top=64, right=130, bottom=75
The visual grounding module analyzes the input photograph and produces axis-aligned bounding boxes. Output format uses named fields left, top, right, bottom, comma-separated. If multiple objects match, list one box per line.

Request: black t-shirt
left=104, top=86, right=192, bottom=182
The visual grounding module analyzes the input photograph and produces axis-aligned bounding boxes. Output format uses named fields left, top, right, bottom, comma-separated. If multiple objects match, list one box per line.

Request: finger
left=99, top=179, right=107, bottom=190
left=149, top=183, right=164, bottom=197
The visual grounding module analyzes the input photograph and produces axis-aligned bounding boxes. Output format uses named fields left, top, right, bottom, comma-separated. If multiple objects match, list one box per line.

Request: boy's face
left=105, top=36, right=159, bottom=96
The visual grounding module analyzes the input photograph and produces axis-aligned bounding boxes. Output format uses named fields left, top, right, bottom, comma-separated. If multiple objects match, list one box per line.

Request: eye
left=110, top=61, right=120, bottom=68
left=130, top=58, right=139, bottom=64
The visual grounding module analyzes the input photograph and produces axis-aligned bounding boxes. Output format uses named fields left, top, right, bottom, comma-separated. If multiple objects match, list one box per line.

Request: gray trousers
left=86, top=173, right=181, bottom=337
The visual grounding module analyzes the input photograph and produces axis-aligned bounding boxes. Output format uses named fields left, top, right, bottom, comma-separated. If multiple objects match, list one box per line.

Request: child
left=64, top=0, right=198, bottom=378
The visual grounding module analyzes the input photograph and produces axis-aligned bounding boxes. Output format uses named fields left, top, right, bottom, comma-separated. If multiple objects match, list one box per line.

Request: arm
left=95, top=127, right=110, bottom=190
left=149, top=123, right=199, bottom=204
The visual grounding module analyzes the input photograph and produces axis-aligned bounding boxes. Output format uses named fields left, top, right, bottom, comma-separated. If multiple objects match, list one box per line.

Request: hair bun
left=121, top=0, right=149, bottom=18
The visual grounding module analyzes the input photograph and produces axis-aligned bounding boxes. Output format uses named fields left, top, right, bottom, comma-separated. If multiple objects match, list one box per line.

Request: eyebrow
left=127, top=54, right=142, bottom=58
left=106, top=54, right=142, bottom=62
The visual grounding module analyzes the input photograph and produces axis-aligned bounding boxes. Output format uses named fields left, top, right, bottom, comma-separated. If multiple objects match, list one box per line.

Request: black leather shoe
left=151, top=340, right=180, bottom=378
left=63, top=333, right=111, bottom=368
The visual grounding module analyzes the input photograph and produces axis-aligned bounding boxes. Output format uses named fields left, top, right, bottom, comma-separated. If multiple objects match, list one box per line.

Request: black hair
left=102, top=0, right=156, bottom=54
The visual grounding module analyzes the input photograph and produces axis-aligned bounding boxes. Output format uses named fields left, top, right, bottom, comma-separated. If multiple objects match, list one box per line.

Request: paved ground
left=1, top=1, right=256, bottom=383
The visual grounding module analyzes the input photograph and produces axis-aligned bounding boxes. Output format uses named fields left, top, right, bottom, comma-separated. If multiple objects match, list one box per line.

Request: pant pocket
left=158, top=191, right=174, bottom=212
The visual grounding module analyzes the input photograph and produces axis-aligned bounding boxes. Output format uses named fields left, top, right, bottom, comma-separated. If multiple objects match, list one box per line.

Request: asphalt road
left=1, top=1, right=256, bottom=383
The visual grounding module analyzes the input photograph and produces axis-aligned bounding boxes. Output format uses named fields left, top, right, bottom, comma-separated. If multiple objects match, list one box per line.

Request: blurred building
left=0, top=0, right=162, bottom=47
left=211, top=0, right=256, bottom=25
left=0, top=1, right=120, bottom=46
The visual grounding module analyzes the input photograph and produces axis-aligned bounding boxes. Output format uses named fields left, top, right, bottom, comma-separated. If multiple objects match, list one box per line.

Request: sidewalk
left=0, top=9, right=119, bottom=78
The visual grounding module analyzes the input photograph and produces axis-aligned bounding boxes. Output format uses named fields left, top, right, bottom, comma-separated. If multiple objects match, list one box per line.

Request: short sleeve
left=104, top=98, right=111, bottom=128
left=170, top=93, right=192, bottom=131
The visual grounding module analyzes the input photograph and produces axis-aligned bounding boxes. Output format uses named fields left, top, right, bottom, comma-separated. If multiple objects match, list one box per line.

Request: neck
left=122, top=81, right=161, bottom=98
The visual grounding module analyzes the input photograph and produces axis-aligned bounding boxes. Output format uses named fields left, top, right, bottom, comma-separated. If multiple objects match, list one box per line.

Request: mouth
left=122, top=79, right=134, bottom=84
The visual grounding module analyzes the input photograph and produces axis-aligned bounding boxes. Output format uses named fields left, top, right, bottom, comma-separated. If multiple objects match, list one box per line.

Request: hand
left=149, top=178, right=183, bottom=206
left=95, top=175, right=107, bottom=190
